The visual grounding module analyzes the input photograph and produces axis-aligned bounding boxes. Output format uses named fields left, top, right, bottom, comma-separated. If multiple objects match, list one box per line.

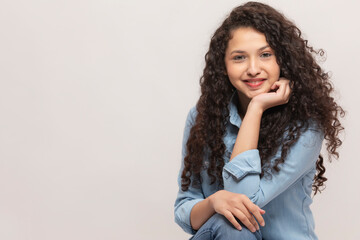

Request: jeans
left=189, top=213, right=262, bottom=240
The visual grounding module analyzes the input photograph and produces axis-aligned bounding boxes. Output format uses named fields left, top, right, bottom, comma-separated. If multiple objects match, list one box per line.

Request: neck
left=237, top=91, right=251, bottom=120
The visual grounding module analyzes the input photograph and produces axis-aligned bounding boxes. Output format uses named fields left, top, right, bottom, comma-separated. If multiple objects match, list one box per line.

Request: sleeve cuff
left=174, top=198, right=203, bottom=235
left=223, top=149, right=261, bottom=181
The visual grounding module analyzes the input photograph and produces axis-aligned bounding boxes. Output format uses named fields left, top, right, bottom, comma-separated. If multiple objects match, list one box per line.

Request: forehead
left=227, top=27, right=268, bottom=50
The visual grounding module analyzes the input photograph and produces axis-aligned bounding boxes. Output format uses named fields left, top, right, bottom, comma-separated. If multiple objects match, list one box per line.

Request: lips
left=243, top=78, right=266, bottom=88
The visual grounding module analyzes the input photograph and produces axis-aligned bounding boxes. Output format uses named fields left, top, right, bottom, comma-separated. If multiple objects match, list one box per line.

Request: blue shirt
left=174, top=92, right=324, bottom=240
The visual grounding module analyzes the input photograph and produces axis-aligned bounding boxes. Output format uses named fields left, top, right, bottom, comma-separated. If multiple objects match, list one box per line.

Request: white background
left=0, top=0, right=359, bottom=239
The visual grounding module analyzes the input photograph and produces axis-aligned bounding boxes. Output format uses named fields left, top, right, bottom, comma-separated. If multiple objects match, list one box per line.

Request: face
left=224, top=27, right=280, bottom=101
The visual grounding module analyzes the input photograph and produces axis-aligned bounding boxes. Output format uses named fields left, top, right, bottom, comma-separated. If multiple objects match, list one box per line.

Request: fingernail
left=256, top=225, right=259, bottom=231
left=237, top=226, right=242, bottom=231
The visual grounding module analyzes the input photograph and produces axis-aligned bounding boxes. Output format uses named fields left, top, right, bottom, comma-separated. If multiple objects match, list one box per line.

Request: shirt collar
left=228, top=91, right=242, bottom=128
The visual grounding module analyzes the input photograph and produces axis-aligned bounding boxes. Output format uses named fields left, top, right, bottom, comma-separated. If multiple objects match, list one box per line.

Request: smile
left=243, top=78, right=266, bottom=88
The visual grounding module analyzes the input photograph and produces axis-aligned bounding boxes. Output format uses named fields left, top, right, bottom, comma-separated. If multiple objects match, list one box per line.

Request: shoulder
left=303, top=119, right=323, bottom=136
left=185, top=105, right=198, bottom=126
left=282, top=119, right=324, bottom=149
left=189, top=105, right=198, bottom=118
left=296, top=119, right=325, bottom=147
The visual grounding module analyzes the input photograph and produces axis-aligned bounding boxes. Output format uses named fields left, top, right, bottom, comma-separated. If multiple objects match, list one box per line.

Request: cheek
left=273, top=61, right=281, bottom=75
left=226, top=64, right=245, bottom=79
left=269, top=63, right=280, bottom=78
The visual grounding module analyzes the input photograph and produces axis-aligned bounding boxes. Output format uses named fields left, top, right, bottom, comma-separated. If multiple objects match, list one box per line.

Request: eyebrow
left=230, top=45, right=270, bottom=55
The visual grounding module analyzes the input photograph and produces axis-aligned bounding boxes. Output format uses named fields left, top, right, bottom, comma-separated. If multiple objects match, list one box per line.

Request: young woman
left=174, top=2, right=344, bottom=240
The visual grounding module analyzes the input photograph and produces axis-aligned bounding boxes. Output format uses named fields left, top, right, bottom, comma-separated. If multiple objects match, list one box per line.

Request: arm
left=230, top=78, right=291, bottom=159
left=223, top=80, right=324, bottom=207
left=174, top=106, right=205, bottom=234
left=190, top=197, right=215, bottom=230
left=223, top=126, right=324, bottom=208
left=174, top=107, right=265, bottom=234
left=229, top=104, right=263, bottom=161
left=190, top=189, right=266, bottom=232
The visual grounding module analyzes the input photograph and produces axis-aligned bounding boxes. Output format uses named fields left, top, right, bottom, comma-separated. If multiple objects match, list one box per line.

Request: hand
left=208, top=190, right=265, bottom=232
left=249, top=78, right=292, bottom=112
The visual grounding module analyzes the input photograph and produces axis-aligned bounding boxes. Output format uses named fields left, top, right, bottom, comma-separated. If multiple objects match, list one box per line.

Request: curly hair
left=181, top=1, right=345, bottom=195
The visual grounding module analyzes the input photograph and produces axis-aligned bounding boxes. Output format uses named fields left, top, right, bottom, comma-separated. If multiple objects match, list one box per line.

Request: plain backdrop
left=0, top=0, right=359, bottom=239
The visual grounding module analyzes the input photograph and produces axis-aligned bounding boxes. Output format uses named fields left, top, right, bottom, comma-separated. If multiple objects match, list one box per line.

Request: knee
left=210, top=213, right=261, bottom=240
left=208, top=213, right=234, bottom=231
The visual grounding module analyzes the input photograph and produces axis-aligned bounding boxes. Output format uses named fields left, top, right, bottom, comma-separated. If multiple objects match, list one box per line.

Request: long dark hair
left=181, top=2, right=345, bottom=195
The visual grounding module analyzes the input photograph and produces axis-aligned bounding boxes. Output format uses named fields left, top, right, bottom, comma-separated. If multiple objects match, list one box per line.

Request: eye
left=261, top=52, right=272, bottom=58
left=233, top=55, right=246, bottom=61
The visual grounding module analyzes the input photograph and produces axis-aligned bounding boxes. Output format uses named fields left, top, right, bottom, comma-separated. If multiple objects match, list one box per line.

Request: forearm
left=230, top=103, right=263, bottom=161
left=190, top=197, right=215, bottom=230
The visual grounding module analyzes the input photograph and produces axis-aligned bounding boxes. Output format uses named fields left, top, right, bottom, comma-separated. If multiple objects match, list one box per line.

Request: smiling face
left=224, top=27, right=280, bottom=103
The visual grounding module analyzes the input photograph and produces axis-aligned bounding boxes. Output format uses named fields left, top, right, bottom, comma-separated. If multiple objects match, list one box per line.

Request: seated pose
left=174, top=2, right=344, bottom=240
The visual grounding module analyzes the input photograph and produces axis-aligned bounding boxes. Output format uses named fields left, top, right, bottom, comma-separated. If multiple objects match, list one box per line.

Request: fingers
left=285, top=82, right=294, bottom=102
left=223, top=206, right=260, bottom=233
left=233, top=205, right=258, bottom=232
left=213, top=191, right=266, bottom=233
left=284, top=84, right=291, bottom=102
left=282, top=80, right=292, bottom=103
left=242, top=197, right=265, bottom=227
left=290, top=81, right=295, bottom=89
left=271, top=79, right=291, bottom=103
left=223, top=210, right=242, bottom=231
left=270, top=82, right=279, bottom=90
left=257, top=206, right=266, bottom=215
left=251, top=207, right=265, bottom=227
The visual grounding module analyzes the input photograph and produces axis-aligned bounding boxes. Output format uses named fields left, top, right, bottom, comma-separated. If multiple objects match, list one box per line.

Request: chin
left=248, top=91, right=265, bottom=99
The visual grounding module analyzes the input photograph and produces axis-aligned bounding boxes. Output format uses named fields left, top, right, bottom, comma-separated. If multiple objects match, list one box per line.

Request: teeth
left=248, top=81, right=261, bottom=84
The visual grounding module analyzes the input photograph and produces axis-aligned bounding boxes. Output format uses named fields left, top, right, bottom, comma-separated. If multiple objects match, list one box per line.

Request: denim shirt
left=174, top=92, right=324, bottom=240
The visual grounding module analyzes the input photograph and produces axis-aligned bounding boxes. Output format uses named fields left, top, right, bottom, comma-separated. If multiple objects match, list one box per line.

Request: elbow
left=223, top=176, right=265, bottom=207
left=223, top=173, right=261, bottom=194
left=174, top=213, right=197, bottom=235
left=191, top=222, right=200, bottom=231
left=248, top=191, right=265, bottom=207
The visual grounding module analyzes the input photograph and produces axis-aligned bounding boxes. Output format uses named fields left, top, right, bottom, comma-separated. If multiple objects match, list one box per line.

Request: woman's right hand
left=208, top=190, right=265, bottom=232
left=249, top=78, right=292, bottom=113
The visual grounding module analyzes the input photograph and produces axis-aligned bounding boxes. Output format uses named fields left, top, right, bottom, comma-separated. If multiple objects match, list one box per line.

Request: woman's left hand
left=249, top=78, right=292, bottom=112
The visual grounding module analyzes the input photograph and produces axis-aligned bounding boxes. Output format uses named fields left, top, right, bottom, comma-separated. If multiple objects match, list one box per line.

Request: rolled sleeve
left=222, top=126, right=324, bottom=208
left=222, top=149, right=261, bottom=180
left=174, top=198, right=203, bottom=234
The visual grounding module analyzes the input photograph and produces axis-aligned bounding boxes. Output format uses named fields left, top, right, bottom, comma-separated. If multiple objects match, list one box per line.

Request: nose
left=247, top=58, right=261, bottom=77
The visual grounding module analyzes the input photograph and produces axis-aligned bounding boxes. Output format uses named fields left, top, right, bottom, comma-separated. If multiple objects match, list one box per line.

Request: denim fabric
left=189, top=213, right=262, bottom=240
left=174, top=91, right=324, bottom=240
